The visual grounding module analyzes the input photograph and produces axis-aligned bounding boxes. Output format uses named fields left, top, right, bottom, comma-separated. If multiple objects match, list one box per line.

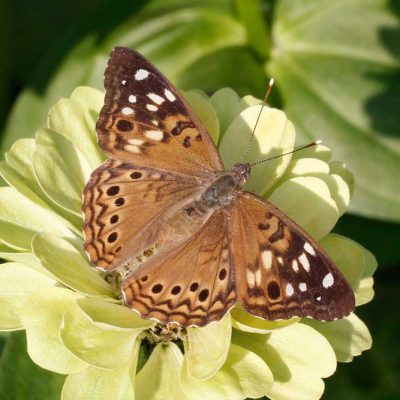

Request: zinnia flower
left=0, top=86, right=375, bottom=400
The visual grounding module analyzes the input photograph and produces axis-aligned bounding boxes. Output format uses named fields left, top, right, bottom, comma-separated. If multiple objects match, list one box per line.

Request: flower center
left=141, top=322, right=187, bottom=344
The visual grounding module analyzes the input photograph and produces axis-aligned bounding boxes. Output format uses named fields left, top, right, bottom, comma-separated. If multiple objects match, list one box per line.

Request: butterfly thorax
left=201, top=163, right=251, bottom=208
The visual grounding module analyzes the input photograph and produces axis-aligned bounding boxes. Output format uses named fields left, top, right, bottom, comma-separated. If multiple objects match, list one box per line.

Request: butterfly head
left=232, top=163, right=252, bottom=186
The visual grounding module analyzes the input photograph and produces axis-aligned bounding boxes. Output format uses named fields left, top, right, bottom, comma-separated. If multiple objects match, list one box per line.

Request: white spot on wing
left=121, top=80, right=126, bottom=85
left=299, top=253, right=310, bottom=272
left=304, top=242, right=316, bottom=256
left=261, top=250, right=273, bottom=270
left=125, top=144, right=141, bottom=153
left=277, top=256, right=284, bottom=265
left=315, top=295, right=322, bottom=301
left=292, top=259, right=299, bottom=272
left=127, top=138, right=144, bottom=146
left=135, top=69, right=149, bottom=80
left=146, top=104, right=158, bottom=112
left=145, top=130, right=163, bottom=141
left=247, top=270, right=255, bottom=287
left=286, top=283, right=294, bottom=296
left=151, top=119, right=159, bottom=126
left=299, top=282, right=307, bottom=292
left=323, top=273, right=334, bottom=288
left=128, top=95, right=137, bottom=103
left=122, top=107, right=134, bottom=115
left=254, top=269, right=262, bottom=286
left=147, top=93, right=165, bottom=105
left=164, top=88, right=176, bottom=102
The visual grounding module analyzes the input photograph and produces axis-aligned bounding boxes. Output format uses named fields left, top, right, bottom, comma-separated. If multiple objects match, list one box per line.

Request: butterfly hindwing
left=232, top=192, right=355, bottom=321
left=97, top=47, right=224, bottom=176
left=122, top=209, right=236, bottom=327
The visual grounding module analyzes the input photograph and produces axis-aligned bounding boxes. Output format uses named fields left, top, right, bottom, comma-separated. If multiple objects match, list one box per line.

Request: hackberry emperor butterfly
left=82, top=47, right=355, bottom=327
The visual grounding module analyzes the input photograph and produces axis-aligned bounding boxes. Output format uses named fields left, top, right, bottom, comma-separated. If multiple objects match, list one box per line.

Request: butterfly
left=82, top=47, right=355, bottom=327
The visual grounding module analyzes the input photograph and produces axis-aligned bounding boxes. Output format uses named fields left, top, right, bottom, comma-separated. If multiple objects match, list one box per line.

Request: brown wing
left=97, top=47, right=224, bottom=176
left=231, top=192, right=355, bottom=322
left=82, top=159, right=201, bottom=271
left=122, top=209, right=236, bottom=327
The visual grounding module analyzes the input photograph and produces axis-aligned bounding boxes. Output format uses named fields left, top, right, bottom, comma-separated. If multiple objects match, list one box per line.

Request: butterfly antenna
left=243, top=78, right=275, bottom=162
left=251, top=140, right=322, bottom=166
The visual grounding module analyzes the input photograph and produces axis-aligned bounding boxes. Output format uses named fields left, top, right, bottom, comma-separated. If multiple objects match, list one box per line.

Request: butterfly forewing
left=232, top=192, right=355, bottom=321
left=122, top=209, right=236, bottom=327
left=97, top=47, right=224, bottom=176
left=83, top=159, right=201, bottom=271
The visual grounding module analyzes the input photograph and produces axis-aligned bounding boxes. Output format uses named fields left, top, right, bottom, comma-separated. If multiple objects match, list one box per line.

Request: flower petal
left=20, top=287, right=88, bottom=374
left=323, top=173, right=351, bottom=216
left=281, top=157, right=330, bottom=178
left=185, top=314, right=231, bottom=380
left=47, top=87, right=104, bottom=169
left=304, top=313, right=372, bottom=362
left=33, top=128, right=92, bottom=216
left=0, top=187, right=75, bottom=250
left=231, top=306, right=299, bottom=334
left=32, top=233, right=113, bottom=297
left=0, top=138, right=83, bottom=231
left=233, top=323, right=337, bottom=400
left=136, top=342, right=188, bottom=400
left=0, top=139, right=52, bottom=208
left=0, top=262, right=55, bottom=330
left=62, top=365, right=135, bottom=400
left=77, top=297, right=154, bottom=329
left=183, top=90, right=219, bottom=143
left=220, top=106, right=295, bottom=194
left=60, top=302, right=140, bottom=369
left=268, top=176, right=339, bottom=240
left=62, top=339, right=139, bottom=400
left=319, top=233, right=365, bottom=288
left=292, top=143, right=332, bottom=162
left=181, top=343, right=272, bottom=400
left=329, top=161, right=355, bottom=196
left=210, top=88, right=242, bottom=139
left=0, top=251, right=54, bottom=278
left=354, top=246, right=377, bottom=306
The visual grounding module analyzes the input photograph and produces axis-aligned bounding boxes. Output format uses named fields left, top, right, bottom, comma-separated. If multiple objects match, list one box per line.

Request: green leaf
left=304, top=313, right=372, bottom=363
left=0, top=331, right=65, bottom=400
left=33, top=129, right=92, bottom=216
left=60, top=302, right=140, bottom=369
left=0, top=187, right=75, bottom=251
left=136, top=342, right=188, bottom=400
left=181, top=344, right=272, bottom=400
left=220, top=106, right=295, bottom=194
left=185, top=314, right=231, bottom=380
left=20, top=287, right=88, bottom=374
left=233, top=323, right=337, bottom=400
left=268, top=176, right=339, bottom=240
left=0, top=262, right=55, bottom=331
left=31, top=233, right=114, bottom=297
left=268, top=0, right=400, bottom=221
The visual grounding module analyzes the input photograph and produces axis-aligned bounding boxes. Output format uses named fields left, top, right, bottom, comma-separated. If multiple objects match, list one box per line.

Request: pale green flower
left=0, top=86, right=375, bottom=400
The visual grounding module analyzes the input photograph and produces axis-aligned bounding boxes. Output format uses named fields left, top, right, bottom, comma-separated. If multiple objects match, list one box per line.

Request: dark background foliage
left=0, top=0, right=399, bottom=399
